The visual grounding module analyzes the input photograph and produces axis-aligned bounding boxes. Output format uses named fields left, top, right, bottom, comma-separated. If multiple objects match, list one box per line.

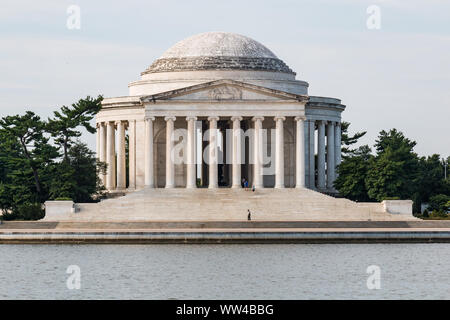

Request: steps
left=49, top=188, right=418, bottom=222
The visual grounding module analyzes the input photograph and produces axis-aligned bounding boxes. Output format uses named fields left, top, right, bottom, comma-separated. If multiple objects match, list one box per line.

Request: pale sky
left=0, top=0, right=449, bottom=157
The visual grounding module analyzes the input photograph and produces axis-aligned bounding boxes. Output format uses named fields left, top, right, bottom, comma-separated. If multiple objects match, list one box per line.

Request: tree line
left=336, top=123, right=450, bottom=217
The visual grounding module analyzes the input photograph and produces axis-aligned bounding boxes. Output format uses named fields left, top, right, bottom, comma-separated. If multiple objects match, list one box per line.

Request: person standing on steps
left=247, top=209, right=251, bottom=221
left=243, top=179, right=249, bottom=190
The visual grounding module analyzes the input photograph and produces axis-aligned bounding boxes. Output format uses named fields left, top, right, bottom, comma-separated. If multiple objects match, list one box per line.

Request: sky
left=0, top=0, right=449, bottom=157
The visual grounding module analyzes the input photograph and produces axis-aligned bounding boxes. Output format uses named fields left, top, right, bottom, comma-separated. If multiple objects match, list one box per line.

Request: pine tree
left=47, top=95, right=102, bottom=161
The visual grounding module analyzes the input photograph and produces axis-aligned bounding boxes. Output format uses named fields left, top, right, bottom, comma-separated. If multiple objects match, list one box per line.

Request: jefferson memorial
left=97, top=32, right=343, bottom=192
left=44, top=32, right=415, bottom=221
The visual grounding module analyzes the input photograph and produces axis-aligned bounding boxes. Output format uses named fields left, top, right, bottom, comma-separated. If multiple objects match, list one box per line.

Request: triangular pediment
left=140, top=79, right=308, bottom=102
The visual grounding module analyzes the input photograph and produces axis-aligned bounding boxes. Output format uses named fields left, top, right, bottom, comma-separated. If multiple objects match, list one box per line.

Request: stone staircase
left=54, top=188, right=418, bottom=222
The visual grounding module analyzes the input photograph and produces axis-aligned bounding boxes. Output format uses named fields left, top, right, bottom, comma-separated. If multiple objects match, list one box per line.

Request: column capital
left=145, top=116, right=156, bottom=121
left=252, top=116, right=264, bottom=122
left=164, top=116, right=176, bottom=122
left=294, top=116, right=306, bottom=122
left=115, top=120, right=129, bottom=129
left=335, top=121, right=341, bottom=127
left=274, top=116, right=286, bottom=122
left=230, top=116, right=243, bottom=121
left=186, top=116, right=198, bottom=121
left=207, top=116, right=220, bottom=122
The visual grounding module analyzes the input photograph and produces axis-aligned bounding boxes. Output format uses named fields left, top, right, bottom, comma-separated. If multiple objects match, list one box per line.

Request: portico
left=97, top=83, right=343, bottom=193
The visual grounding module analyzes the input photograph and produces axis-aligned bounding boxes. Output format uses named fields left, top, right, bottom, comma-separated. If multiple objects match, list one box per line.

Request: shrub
left=429, top=210, right=448, bottom=219
left=1, top=210, right=18, bottom=221
left=383, top=197, right=400, bottom=200
left=423, top=209, right=429, bottom=218
left=428, top=194, right=450, bottom=212
left=4, top=203, right=45, bottom=221
left=53, top=197, right=72, bottom=201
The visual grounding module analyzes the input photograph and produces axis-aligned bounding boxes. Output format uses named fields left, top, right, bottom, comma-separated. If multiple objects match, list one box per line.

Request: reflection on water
left=0, top=244, right=449, bottom=299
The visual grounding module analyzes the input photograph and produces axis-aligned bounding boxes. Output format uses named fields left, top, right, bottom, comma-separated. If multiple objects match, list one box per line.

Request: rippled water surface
left=0, top=244, right=449, bottom=299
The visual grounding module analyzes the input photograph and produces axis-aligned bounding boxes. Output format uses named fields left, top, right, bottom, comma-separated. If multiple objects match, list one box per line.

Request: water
left=0, top=244, right=449, bottom=299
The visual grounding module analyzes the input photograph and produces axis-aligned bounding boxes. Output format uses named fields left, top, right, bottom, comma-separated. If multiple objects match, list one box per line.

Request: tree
left=340, top=121, right=367, bottom=157
left=412, top=154, right=449, bottom=212
left=0, top=96, right=104, bottom=220
left=334, top=145, right=374, bottom=201
left=365, top=129, right=420, bottom=202
left=49, top=140, right=106, bottom=203
left=47, top=95, right=102, bottom=161
left=0, top=111, right=59, bottom=202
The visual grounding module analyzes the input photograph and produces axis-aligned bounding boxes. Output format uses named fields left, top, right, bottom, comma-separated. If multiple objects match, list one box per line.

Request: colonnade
left=305, top=119, right=342, bottom=191
left=96, top=116, right=341, bottom=192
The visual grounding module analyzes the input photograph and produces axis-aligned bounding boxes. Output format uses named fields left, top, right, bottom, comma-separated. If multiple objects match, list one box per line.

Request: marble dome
left=142, top=32, right=295, bottom=75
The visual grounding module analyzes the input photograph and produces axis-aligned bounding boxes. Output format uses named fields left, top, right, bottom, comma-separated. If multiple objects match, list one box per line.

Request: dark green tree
left=334, top=145, right=374, bottom=201
left=0, top=111, right=59, bottom=202
left=340, top=121, right=367, bottom=157
left=49, top=140, right=106, bottom=203
left=47, top=95, right=102, bottom=161
left=365, top=129, right=420, bottom=202
left=411, top=154, right=449, bottom=212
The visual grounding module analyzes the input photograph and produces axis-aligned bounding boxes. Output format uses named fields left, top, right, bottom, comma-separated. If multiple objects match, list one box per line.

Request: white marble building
left=96, top=32, right=344, bottom=193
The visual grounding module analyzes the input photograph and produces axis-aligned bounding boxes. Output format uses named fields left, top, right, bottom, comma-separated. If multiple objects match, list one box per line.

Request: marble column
left=252, top=116, right=264, bottom=189
left=186, top=116, right=197, bottom=188
left=128, top=120, right=136, bottom=190
left=317, top=120, right=326, bottom=189
left=99, top=122, right=107, bottom=185
left=231, top=116, right=243, bottom=188
left=106, top=121, right=116, bottom=190
left=295, top=116, right=306, bottom=188
left=326, top=121, right=335, bottom=190
left=116, top=121, right=126, bottom=190
left=274, top=116, right=285, bottom=188
left=308, top=120, right=315, bottom=188
left=335, top=122, right=342, bottom=174
left=144, top=117, right=155, bottom=188
left=165, top=116, right=176, bottom=188
left=96, top=124, right=100, bottom=158
left=208, top=116, right=219, bottom=189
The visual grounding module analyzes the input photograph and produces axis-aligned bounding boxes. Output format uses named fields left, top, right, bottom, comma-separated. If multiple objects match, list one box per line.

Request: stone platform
left=43, top=188, right=417, bottom=222
left=4, top=220, right=449, bottom=244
